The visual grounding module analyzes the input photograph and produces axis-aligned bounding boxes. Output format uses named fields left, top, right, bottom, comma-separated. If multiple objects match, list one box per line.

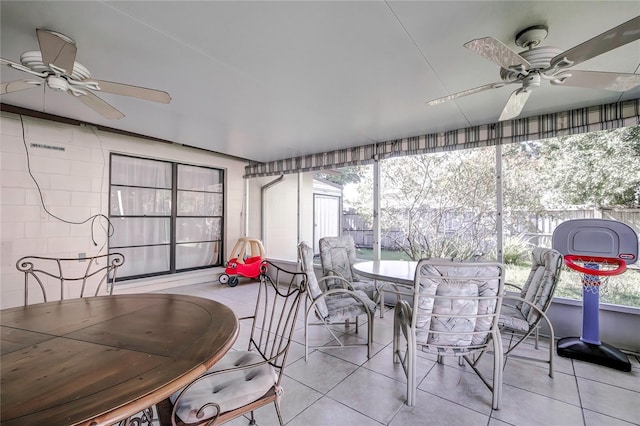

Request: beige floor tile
left=583, top=409, right=639, bottom=426
left=491, top=384, right=584, bottom=426
left=574, top=360, right=640, bottom=392
left=502, top=360, right=581, bottom=405
left=362, top=345, right=435, bottom=384
left=284, top=350, right=359, bottom=394
left=327, top=367, right=407, bottom=424
left=578, top=377, right=640, bottom=424
left=289, top=396, right=382, bottom=426
left=389, top=389, right=491, bottom=426
left=417, top=363, right=495, bottom=415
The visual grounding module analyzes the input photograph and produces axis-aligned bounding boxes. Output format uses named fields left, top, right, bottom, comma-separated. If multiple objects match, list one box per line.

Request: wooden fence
left=343, top=208, right=640, bottom=250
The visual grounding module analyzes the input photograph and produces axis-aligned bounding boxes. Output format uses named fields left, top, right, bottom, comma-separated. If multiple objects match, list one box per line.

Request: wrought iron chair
left=298, top=241, right=376, bottom=360
left=499, top=247, right=563, bottom=377
left=157, top=261, right=306, bottom=426
left=393, top=259, right=505, bottom=408
left=16, top=253, right=125, bottom=305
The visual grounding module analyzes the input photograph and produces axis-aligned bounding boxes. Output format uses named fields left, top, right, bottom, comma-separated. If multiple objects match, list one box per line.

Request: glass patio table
left=0, top=293, right=238, bottom=426
left=353, top=260, right=418, bottom=317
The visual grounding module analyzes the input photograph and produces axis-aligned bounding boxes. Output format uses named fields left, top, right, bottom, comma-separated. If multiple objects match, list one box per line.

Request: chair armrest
left=320, top=272, right=354, bottom=291
left=310, top=287, right=376, bottom=312
left=325, top=269, right=348, bottom=281
left=394, top=300, right=413, bottom=340
left=501, top=294, right=553, bottom=330
left=504, top=282, right=523, bottom=292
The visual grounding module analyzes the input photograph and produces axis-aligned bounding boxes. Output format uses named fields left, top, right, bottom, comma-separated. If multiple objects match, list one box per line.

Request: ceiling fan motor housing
left=20, top=51, right=91, bottom=80
left=499, top=46, right=564, bottom=81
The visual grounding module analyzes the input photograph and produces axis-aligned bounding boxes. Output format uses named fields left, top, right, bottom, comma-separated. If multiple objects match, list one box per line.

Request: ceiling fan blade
left=36, top=28, right=77, bottom=75
left=551, top=70, right=640, bottom=91
left=551, top=16, right=640, bottom=69
left=464, top=37, right=531, bottom=70
left=93, top=80, right=171, bottom=104
left=1, top=79, right=42, bottom=95
left=75, top=90, right=125, bottom=119
left=499, top=89, right=532, bottom=121
left=426, top=82, right=509, bottom=105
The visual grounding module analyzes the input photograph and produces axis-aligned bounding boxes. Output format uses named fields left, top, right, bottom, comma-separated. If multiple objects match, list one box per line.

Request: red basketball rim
left=564, top=255, right=627, bottom=276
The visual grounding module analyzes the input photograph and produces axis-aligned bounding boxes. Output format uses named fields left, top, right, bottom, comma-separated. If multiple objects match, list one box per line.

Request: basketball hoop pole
left=580, top=263, right=601, bottom=345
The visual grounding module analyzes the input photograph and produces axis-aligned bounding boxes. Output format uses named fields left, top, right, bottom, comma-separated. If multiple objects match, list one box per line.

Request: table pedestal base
left=557, top=337, right=631, bottom=372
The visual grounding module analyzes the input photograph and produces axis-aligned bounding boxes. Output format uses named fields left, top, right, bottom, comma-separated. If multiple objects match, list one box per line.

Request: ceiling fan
left=0, top=28, right=171, bottom=119
left=427, top=16, right=640, bottom=121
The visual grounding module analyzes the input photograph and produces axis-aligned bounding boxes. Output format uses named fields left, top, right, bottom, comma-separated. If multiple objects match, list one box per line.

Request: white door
left=314, top=194, right=341, bottom=254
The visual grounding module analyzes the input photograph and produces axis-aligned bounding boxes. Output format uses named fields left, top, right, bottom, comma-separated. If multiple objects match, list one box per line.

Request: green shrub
left=502, top=234, right=532, bottom=266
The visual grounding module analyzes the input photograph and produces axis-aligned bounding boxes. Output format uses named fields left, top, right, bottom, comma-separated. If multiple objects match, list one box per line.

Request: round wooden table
left=0, top=294, right=238, bottom=426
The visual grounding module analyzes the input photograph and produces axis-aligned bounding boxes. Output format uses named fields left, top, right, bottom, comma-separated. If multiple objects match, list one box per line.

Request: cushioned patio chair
left=499, top=247, right=563, bottom=377
left=299, top=241, right=376, bottom=360
left=16, top=253, right=125, bottom=305
left=393, top=259, right=505, bottom=409
left=157, top=261, right=306, bottom=426
left=318, top=235, right=381, bottom=304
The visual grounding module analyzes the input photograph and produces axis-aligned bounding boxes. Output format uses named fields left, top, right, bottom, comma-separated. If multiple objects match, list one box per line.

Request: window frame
left=108, top=153, right=224, bottom=281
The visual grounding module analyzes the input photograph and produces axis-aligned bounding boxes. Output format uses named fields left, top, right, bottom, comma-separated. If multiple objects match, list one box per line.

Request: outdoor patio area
left=155, top=279, right=640, bottom=426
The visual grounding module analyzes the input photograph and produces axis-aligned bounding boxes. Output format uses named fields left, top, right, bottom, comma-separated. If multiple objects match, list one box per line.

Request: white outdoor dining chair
left=16, top=253, right=125, bottom=305
left=157, top=261, right=306, bottom=426
left=393, top=258, right=505, bottom=409
left=499, top=247, right=563, bottom=377
left=298, top=241, right=376, bottom=360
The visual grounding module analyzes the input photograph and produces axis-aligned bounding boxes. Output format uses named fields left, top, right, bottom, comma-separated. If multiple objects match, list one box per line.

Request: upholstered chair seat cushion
left=324, top=290, right=377, bottom=322
left=498, top=304, right=530, bottom=332
left=170, top=351, right=276, bottom=424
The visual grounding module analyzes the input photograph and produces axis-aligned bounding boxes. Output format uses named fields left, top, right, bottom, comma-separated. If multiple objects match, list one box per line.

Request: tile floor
left=156, top=280, right=640, bottom=426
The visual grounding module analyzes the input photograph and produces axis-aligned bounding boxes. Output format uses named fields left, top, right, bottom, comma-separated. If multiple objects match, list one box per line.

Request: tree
left=377, top=149, right=497, bottom=260
left=342, top=125, right=640, bottom=261
left=315, top=166, right=364, bottom=186
left=540, top=126, right=640, bottom=208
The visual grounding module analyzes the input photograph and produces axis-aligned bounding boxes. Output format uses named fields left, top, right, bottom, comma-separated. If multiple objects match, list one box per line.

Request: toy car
left=219, top=238, right=267, bottom=287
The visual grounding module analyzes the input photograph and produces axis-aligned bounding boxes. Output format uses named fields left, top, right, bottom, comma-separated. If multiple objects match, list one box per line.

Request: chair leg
left=367, top=309, right=374, bottom=359
left=304, top=311, right=310, bottom=361
left=547, top=322, right=555, bottom=378
left=491, top=333, right=504, bottom=410
left=406, top=332, right=417, bottom=406
left=249, top=410, right=256, bottom=425
left=274, top=400, right=284, bottom=426
left=393, top=309, right=400, bottom=363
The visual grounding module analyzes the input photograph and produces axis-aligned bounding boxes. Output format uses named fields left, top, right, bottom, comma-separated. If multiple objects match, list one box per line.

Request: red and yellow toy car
left=219, top=238, right=267, bottom=287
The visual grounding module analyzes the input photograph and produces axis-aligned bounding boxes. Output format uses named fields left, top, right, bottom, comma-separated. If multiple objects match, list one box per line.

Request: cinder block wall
left=0, top=112, right=247, bottom=308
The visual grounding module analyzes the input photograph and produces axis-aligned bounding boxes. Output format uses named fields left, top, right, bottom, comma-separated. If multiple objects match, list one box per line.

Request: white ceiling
left=1, top=1, right=639, bottom=163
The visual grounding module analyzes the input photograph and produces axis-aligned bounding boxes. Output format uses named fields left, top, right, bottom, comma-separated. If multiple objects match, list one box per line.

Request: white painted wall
left=0, top=112, right=247, bottom=308
left=245, top=172, right=314, bottom=262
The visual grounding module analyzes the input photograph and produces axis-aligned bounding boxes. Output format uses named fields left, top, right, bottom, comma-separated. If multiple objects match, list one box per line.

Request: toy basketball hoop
left=552, top=219, right=637, bottom=372
left=563, top=255, right=627, bottom=294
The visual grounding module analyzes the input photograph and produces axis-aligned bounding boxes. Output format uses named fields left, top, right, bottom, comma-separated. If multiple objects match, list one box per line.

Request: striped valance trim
left=245, top=98, right=640, bottom=178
